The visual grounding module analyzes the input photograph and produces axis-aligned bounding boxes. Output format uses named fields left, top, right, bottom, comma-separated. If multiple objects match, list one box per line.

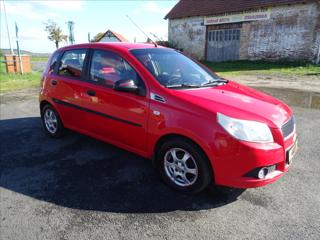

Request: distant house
left=97, top=30, right=129, bottom=42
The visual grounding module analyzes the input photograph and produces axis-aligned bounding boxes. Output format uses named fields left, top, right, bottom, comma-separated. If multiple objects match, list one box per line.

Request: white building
left=165, top=0, right=320, bottom=62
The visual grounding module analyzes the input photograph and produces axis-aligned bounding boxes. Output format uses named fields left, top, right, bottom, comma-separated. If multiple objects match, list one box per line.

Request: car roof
left=58, top=42, right=164, bottom=52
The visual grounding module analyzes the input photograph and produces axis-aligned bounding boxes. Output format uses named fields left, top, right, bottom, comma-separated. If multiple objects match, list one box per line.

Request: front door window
left=89, top=50, right=140, bottom=88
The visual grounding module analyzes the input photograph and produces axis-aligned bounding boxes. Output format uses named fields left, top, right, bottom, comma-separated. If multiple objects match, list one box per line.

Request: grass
left=203, top=60, right=320, bottom=77
left=0, top=56, right=47, bottom=93
left=30, top=56, right=50, bottom=62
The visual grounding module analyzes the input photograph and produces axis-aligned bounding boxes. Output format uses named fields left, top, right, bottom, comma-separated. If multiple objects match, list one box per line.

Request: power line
left=2, top=0, right=14, bottom=55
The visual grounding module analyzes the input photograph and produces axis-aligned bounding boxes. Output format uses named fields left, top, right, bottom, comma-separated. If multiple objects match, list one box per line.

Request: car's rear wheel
left=157, top=138, right=212, bottom=194
left=41, top=104, right=64, bottom=138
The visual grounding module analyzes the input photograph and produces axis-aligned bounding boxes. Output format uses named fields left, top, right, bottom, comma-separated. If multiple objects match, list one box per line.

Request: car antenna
left=126, top=15, right=158, bottom=47
left=150, top=32, right=163, bottom=42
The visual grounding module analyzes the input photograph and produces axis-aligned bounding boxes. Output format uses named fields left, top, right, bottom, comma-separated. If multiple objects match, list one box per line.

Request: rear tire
left=41, top=104, right=65, bottom=138
left=157, top=137, right=212, bottom=194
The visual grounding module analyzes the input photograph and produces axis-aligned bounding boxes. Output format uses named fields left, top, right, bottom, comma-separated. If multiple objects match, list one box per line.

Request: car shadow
left=0, top=117, right=245, bottom=213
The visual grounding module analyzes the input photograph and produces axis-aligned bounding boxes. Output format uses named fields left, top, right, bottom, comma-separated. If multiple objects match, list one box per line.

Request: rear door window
left=58, top=49, right=87, bottom=79
left=47, top=51, right=60, bottom=74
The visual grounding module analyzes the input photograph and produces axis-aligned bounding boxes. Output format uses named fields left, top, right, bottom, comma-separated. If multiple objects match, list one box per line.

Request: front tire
left=157, top=138, right=212, bottom=194
left=41, top=104, right=64, bottom=138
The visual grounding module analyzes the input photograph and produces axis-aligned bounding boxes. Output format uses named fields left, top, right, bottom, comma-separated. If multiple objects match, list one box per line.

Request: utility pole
left=88, top=32, right=91, bottom=43
left=316, top=43, right=320, bottom=64
left=2, top=0, right=14, bottom=55
left=67, top=21, right=75, bottom=44
left=15, top=22, right=23, bottom=74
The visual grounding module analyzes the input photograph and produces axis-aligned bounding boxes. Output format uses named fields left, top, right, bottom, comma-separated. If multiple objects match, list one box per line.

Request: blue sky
left=0, top=0, right=178, bottom=53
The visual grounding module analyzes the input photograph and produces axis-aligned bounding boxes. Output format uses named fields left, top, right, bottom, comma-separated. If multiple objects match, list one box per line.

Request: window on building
left=219, top=31, right=223, bottom=41
left=233, top=29, right=240, bottom=40
left=229, top=29, right=233, bottom=41
left=225, top=30, right=229, bottom=41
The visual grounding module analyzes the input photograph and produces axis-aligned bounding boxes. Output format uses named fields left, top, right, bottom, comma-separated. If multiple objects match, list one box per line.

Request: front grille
left=281, top=116, right=295, bottom=138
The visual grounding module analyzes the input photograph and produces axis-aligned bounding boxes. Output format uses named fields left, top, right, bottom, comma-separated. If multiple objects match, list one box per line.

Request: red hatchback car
left=39, top=43, right=298, bottom=193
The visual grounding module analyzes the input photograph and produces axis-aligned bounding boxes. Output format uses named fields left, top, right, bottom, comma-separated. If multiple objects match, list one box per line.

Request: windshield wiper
left=166, top=79, right=228, bottom=89
left=165, top=83, right=201, bottom=89
left=201, top=79, right=228, bottom=86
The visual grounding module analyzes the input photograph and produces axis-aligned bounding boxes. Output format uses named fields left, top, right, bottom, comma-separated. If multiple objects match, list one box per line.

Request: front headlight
left=217, top=113, right=274, bottom=143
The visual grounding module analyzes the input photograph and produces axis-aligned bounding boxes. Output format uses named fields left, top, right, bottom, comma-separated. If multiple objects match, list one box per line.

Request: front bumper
left=211, top=127, right=297, bottom=189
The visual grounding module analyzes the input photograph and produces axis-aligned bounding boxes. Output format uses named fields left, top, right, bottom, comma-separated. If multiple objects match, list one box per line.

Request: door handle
left=51, top=79, right=58, bottom=86
left=87, top=90, right=96, bottom=96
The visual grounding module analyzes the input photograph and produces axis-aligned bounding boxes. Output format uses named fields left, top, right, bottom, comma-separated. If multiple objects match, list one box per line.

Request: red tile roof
left=165, top=0, right=314, bottom=19
left=97, top=30, right=128, bottom=42
left=111, top=31, right=129, bottom=42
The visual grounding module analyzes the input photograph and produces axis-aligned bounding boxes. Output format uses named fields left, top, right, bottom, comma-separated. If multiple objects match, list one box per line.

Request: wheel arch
left=39, top=100, right=64, bottom=125
left=153, top=133, right=215, bottom=181
left=40, top=100, right=52, bottom=114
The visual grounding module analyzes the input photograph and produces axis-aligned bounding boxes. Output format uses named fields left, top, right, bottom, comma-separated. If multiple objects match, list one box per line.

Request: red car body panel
left=40, top=43, right=296, bottom=189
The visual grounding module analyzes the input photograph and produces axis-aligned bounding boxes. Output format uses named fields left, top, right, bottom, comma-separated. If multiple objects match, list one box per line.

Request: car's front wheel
left=41, top=104, right=64, bottom=138
left=157, top=138, right=212, bottom=194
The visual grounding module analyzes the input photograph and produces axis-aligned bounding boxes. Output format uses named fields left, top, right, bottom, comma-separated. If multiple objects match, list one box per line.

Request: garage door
left=206, top=28, right=241, bottom=62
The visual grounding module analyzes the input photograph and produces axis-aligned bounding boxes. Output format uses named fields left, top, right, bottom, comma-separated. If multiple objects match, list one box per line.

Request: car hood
left=172, top=81, right=292, bottom=128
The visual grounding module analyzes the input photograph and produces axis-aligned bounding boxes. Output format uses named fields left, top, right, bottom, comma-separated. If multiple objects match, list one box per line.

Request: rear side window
left=47, top=51, right=60, bottom=74
left=58, top=49, right=87, bottom=78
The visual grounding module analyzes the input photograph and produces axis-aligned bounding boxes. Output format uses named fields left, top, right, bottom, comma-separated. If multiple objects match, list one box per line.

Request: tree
left=44, top=20, right=68, bottom=49
left=91, top=32, right=104, bottom=42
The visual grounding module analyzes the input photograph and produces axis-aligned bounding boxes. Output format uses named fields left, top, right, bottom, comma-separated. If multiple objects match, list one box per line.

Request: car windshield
left=130, top=48, right=223, bottom=88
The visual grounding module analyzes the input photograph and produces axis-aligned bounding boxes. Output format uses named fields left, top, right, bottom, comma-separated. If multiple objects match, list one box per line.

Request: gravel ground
left=230, top=74, right=320, bottom=93
left=1, top=90, right=320, bottom=240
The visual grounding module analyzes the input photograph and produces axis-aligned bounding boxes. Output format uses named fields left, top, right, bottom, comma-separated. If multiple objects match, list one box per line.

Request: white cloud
left=144, top=1, right=171, bottom=14
left=132, top=1, right=171, bottom=15
left=4, top=1, right=43, bottom=20
left=37, top=0, right=85, bottom=11
left=1, top=26, right=48, bottom=41
left=3, top=0, right=84, bottom=20
left=144, top=1, right=159, bottom=12
left=19, top=27, right=47, bottom=41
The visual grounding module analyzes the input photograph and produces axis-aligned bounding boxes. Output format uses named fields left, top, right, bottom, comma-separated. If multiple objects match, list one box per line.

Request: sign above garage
left=204, top=8, right=271, bottom=25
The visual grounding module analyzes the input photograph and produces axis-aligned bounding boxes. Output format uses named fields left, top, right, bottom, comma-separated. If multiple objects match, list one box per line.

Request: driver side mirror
left=114, top=79, right=139, bottom=94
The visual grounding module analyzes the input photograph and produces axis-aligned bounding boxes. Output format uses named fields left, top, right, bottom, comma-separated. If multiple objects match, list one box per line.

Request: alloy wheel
left=44, top=109, right=58, bottom=134
left=164, top=148, right=198, bottom=187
